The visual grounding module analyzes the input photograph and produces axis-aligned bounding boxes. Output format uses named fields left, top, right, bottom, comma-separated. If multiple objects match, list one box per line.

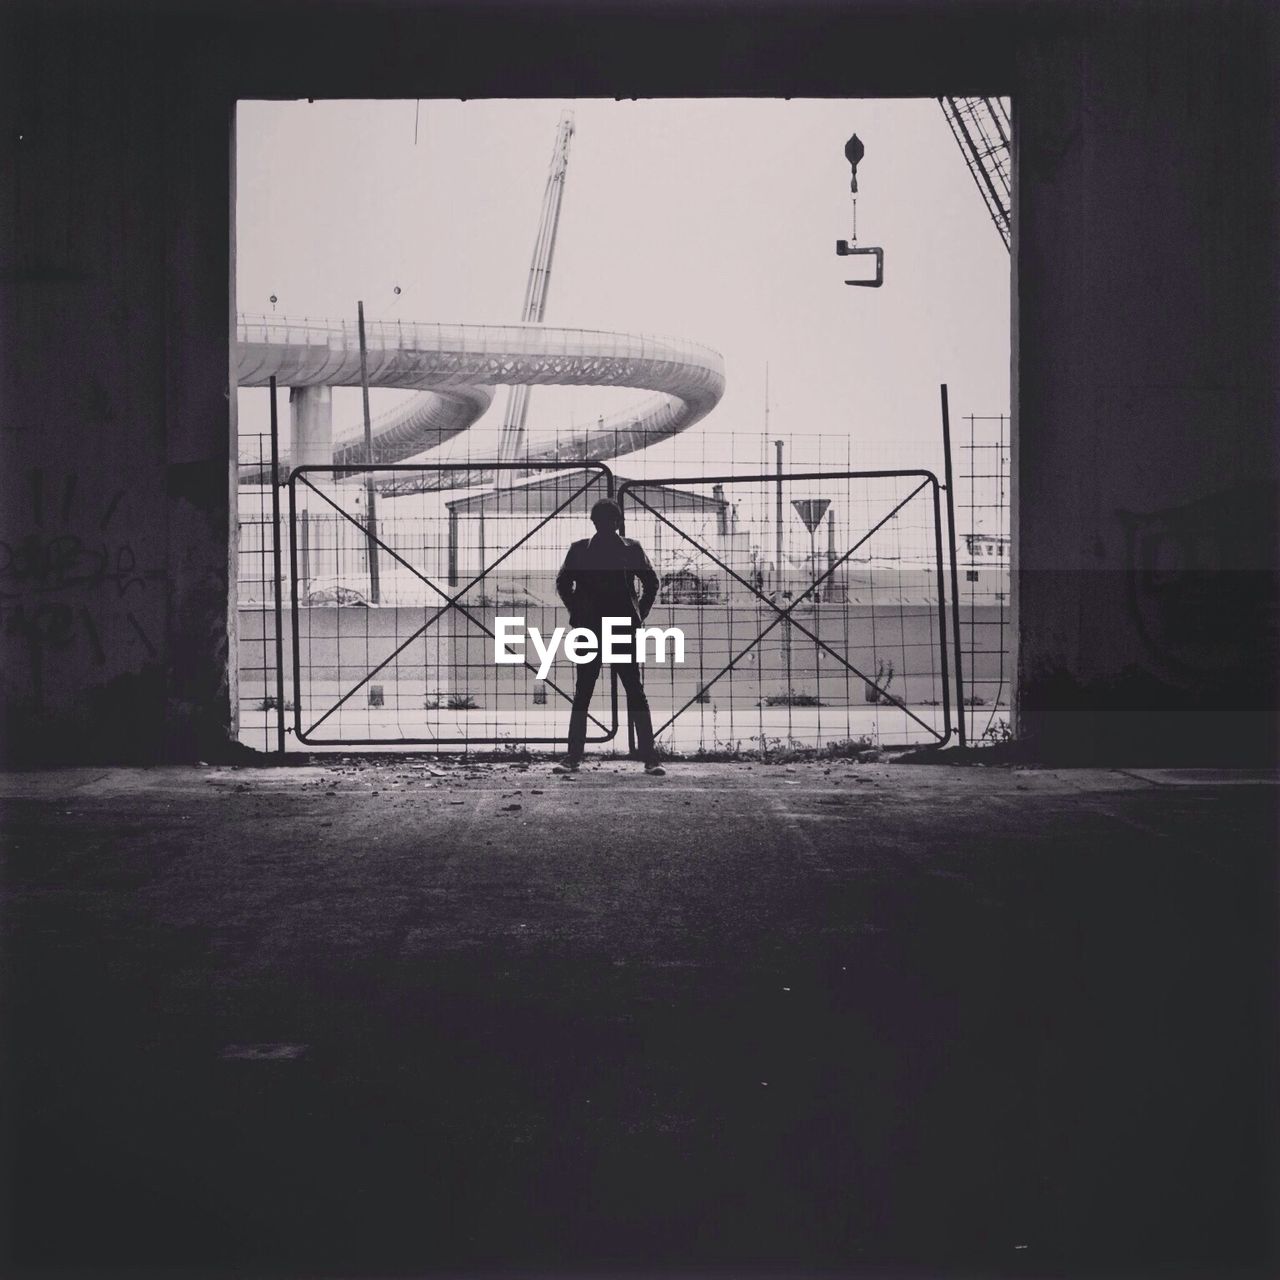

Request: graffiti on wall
left=1118, top=480, right=1277, bottom=687
left=0, top=469, right=165, bottom=701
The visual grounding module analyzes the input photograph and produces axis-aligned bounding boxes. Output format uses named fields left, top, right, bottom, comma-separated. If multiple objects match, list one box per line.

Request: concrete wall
left=1014, top=4, right=1279, bottom=761
left=1, top=17, right=236, bottom=762
left=1, top=0, right=1275, bottom=763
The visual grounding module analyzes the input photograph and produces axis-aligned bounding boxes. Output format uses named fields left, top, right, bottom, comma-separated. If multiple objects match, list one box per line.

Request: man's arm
left=555, top=546, right=578, bottom=612
left=633, top=545, right=659, bottom=620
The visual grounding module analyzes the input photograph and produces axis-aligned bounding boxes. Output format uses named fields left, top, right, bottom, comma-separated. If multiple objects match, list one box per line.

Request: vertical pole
left=287, top=475, right=304, bottom=742
left=968, top=414, right=977, bottom=706
left=357, top=300, right=381, bottom=604
left=300, top=510, right=310, bottom=594
left=776, top=439, right=791, bottom=677
left=763, top=364, right=770, bottom=584
left=774, top=439, right=784, bottom=591
left=447, top=508, right=459, bottom=587
left=941, top=384, right=967, bottom=747
left=930, top=478, right=953, bottom=745
left=268, top=377, right=286, bottom=757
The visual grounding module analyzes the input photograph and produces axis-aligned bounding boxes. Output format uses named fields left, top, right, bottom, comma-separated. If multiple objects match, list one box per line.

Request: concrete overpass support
left=289, top=385, right=333, bottom=470
left=289, top=386, right=333, bottom=595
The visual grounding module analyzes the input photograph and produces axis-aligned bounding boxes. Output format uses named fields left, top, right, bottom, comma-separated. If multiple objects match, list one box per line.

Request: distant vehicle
left=302, top=579, right=374, bottom=607
left=660, top=569, right=720, bottom=605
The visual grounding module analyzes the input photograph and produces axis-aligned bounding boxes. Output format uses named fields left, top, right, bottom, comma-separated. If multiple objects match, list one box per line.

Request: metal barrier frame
left=618, top=469, right=955, bottom=749
left=286, top=461, right=618, bottom=748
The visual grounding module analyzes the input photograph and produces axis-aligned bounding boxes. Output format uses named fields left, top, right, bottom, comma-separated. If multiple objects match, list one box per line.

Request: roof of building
left=445, top=468, right=728, bottom=518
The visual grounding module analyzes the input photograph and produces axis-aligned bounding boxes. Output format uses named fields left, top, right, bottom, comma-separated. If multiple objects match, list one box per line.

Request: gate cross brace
left=293, top=470, right=614, bottom=741
left=622, top=477, right=945, bottom=741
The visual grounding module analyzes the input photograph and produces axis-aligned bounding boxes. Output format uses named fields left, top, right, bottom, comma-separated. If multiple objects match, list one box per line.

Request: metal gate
left=286, top=461, right=619, bottom=748
left=271, top=461, right=960, bottom=753
left=617, top=470, right=956, bottom=752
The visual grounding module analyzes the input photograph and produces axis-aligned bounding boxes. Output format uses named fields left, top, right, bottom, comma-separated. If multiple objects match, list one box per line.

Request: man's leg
left=565, top=652, right=603, bottom=762
left=616, top=662, right=659, bottom=767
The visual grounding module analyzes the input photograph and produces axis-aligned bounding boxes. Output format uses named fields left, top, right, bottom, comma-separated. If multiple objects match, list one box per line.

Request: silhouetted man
left=553, top=498, right=664, bottom=776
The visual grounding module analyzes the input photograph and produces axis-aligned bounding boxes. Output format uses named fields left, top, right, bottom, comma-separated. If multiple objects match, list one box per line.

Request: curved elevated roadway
left=237, top=315, right=725, bottom=484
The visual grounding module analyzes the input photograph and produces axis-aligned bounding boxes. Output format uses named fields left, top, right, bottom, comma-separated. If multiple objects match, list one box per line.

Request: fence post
left=268, top=376, right=286, bottom=756
left=774, top=439, right=784, bottom=592
left=357, top=300, right=382, bottom=604
left=940, top=384, right=967, bottom=747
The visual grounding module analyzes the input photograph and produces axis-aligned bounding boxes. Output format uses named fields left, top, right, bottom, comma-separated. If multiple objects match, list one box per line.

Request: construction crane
left=496, top=110, right=576, bottom=469
left=938, top=97, right=1011, bottom=250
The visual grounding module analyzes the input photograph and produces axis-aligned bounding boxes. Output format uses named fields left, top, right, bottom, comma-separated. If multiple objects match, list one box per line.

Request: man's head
left=590, top=498, right=624, bottom=534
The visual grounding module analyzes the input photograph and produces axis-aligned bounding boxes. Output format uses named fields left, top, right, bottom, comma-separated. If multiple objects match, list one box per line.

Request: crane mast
left=497, top=110, right=576, bottom=468
left=938, top=97, right=1012, bottom=251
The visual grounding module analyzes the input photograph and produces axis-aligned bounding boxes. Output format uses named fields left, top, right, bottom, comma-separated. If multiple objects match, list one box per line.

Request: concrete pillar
left=290, top=385, right=332, bottom=470
left=290, top=386, right=332, bottom=584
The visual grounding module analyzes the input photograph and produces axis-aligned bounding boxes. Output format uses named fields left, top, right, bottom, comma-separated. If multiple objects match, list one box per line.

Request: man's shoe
left=552, top=759, right=581, bottom=774
left=644, top=762, right=666, bottom=777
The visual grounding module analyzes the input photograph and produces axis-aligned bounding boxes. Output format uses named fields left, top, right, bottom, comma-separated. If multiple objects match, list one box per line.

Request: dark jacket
left=556, top=533, right=659, bottom=629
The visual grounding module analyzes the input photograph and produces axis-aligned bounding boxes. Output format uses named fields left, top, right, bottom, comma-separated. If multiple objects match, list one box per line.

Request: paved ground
left=2, top=759, right=1276, bottom=1278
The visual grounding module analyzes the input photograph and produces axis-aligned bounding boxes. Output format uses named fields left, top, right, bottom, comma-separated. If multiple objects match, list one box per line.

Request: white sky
left=235, top=97, right=1009, bottom=476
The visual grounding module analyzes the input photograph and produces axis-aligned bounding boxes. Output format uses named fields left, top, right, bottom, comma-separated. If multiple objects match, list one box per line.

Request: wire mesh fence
left=957, top=414, right=1011, bottom=740
left=617, top=471, right=953, bottom=753
left=236, top=427, right=286, bottom=753
left=235, top=397, right=1009, bottom=755
left=285, top=463, right=620, bottom=748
